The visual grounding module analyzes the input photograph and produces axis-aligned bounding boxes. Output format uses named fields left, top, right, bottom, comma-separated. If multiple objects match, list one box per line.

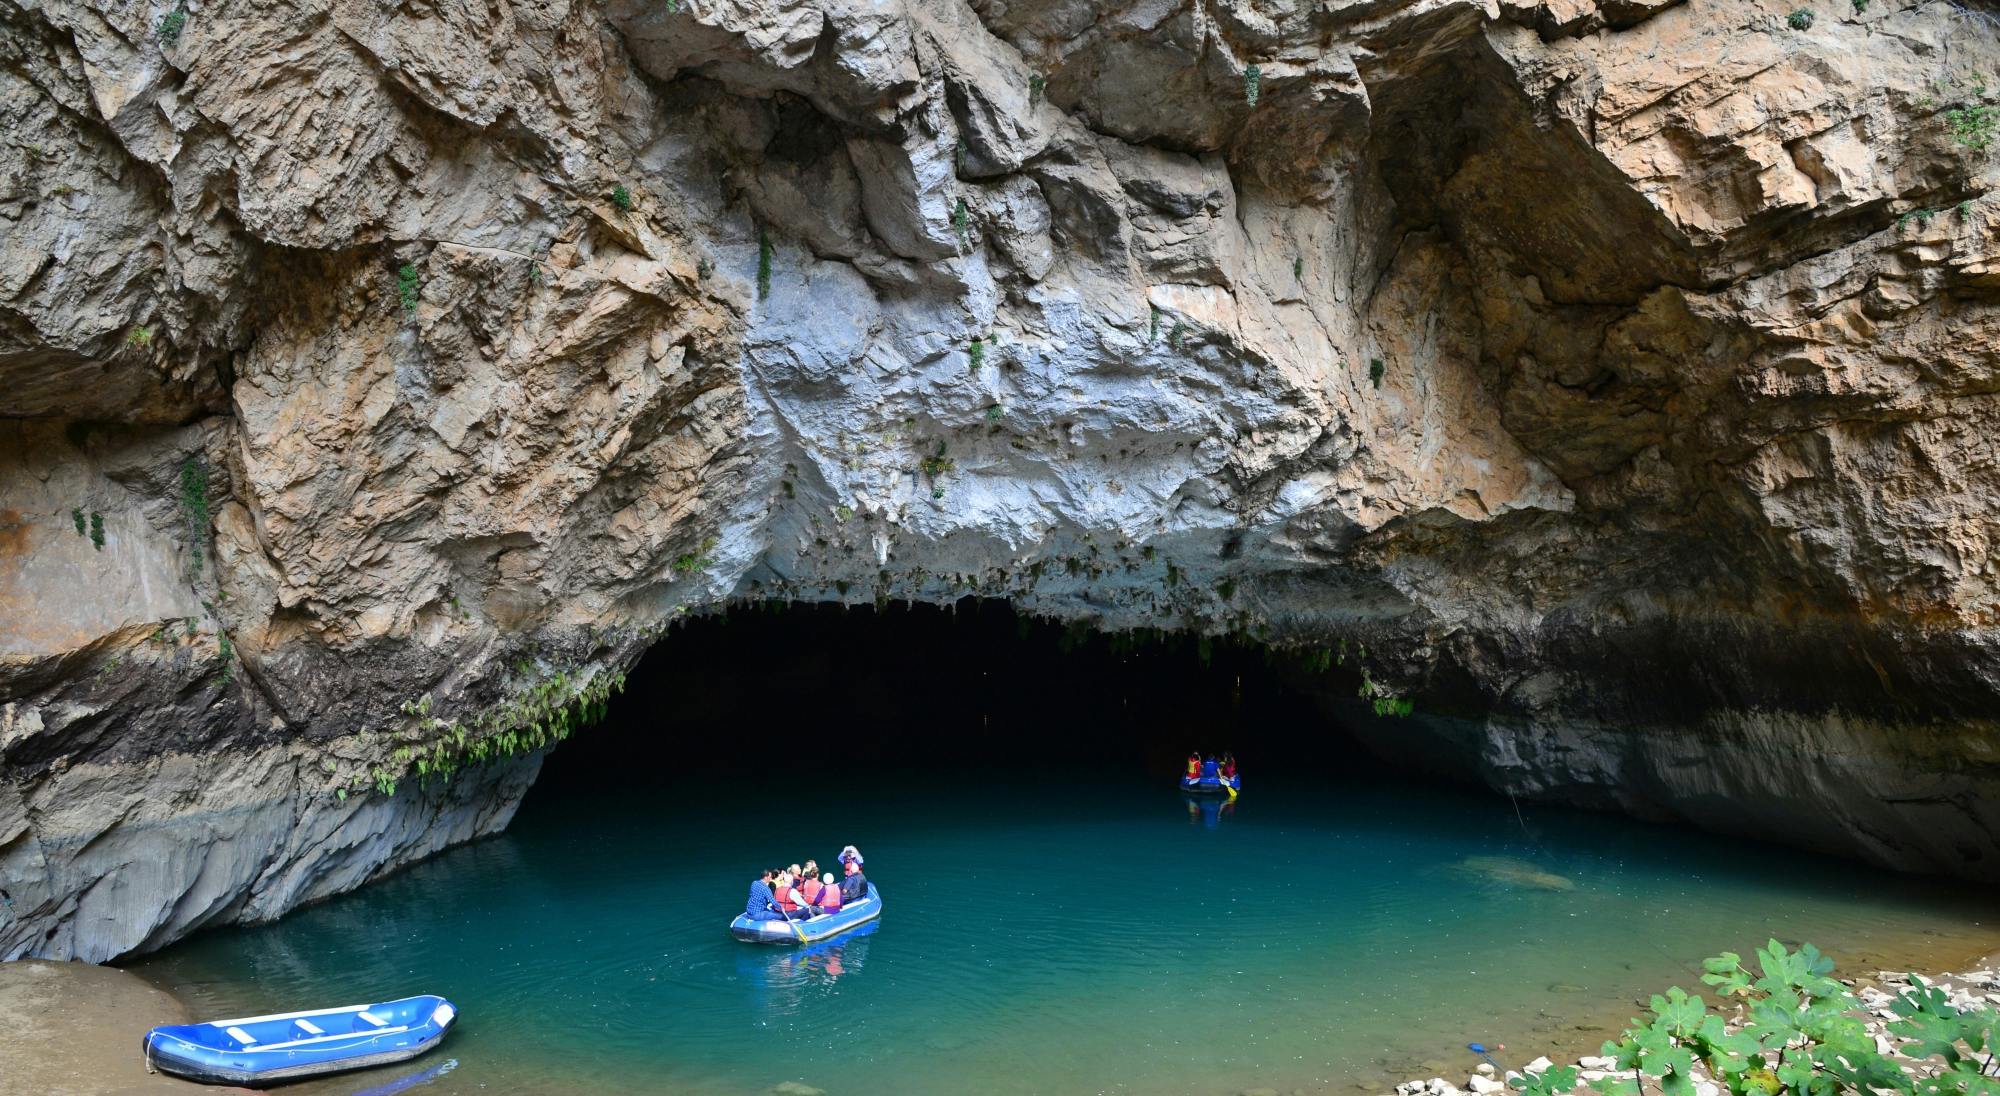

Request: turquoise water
left=128, top=772, right=1998, bottom=1096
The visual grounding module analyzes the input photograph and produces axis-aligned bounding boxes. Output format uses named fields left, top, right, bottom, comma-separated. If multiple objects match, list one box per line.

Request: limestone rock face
left=3, top=0, right=1998, bottom=959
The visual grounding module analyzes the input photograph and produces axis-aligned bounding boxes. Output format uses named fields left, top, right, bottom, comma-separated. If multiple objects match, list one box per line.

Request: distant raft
left=143, top=995, right=456, bottom=1086
left=1180, top=773, right=1240, bottom=796
left=731, top=885, right=883, bottom=944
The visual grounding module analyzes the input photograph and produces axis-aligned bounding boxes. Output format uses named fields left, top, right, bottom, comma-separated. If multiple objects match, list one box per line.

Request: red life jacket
left=819, top=883, right=842, bottom=912
left=773, top=882, right=801, bottom=911
left=800, top=878, right=824, bottom=904
left=1186, top=757, right=1201, bottom=777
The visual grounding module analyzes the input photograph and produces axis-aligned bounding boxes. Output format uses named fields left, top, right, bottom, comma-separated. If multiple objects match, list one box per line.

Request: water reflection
left=1183, top=795, right=1236, bottom=829
left=735, top=920, right=880, bottom=1017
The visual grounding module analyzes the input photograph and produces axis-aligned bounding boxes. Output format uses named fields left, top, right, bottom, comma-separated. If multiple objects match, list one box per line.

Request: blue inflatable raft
left=1181, top=760, right=1240, bottom=796
left=731, top=885, right=882, bottom=944
left=143, top=995, right=456, bottom=1086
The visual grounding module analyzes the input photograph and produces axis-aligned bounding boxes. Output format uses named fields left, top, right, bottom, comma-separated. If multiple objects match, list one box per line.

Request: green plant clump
left=1369, top=357, right=1386, bottom=389
left=952, top=197, right=970, bottom=251
left=71, top=508, right=86, bottom=537
left=1244, top=64, right=1261, bottom=107
left=1786, top=7, right=1815, bottom=29
left=986, top=404, right=1004, bottom=423
left=156, top=7, right=187, bottom=48
left=757, top=227, right=773, bottom=301
left=1946, top=100, right=1996, bottom=152
left=1851, top=0, right=1867, bottom=12
left=1028, top=74, right=1045, bottom=103
left=89, top=511, right=104, bottom=551
left=969, top=336, right=985, bottom=371
left=610, top=184, right=634, bottom=211
left=179, top=458, right=209, bottom=577
left=127, top=326, right=153, bottom=348
left=672, top=535, right=721, bottom=576
left=396, top=263, right=420, bottom=316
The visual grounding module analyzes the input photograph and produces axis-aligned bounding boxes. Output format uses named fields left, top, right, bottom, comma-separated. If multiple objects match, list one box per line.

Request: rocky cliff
left=4, top=0, right=1998, bottom=962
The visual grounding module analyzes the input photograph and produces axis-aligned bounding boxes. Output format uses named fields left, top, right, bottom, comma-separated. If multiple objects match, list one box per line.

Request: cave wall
left=3, top=0, right=1999, bottom=960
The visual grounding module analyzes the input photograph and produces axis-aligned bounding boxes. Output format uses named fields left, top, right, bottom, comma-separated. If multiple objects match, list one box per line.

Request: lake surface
left=127, top=771, right=1999, bottom=1096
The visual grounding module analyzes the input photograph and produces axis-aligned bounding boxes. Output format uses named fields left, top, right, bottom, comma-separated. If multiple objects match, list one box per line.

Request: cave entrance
left=528, top=601, right=1380, bottom=797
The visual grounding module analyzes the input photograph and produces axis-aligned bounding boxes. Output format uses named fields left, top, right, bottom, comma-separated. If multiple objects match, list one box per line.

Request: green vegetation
left=1244, top=64, right=1262, bottom=107
left=396, top=263, right=420, bottom=315
left=1946, top=97, right=1996, bottom=153
left=757, top=227, right=773, bottom=301
left=1786, top=7, right=1814, bottom=29
left=71, top=508, right=85, bottom=537
left=1168, top=320, right=1186, bottom=349
left=1293, top=256, right=1303, bottom=280
left=610, top=184, right=634, bottom=211
left=89, top=512, right=104, bottom=551
left=1149, top=305, right=1162, bottom=342
left=834, top=504, right=854, bottom=522
left=672, top=535, right=720, bottom=576
left=127, top=326, right=153, bottom=348
left=179, top=458, right=209, bottom=577
left=358, top=661, right=630, bottom=799
left=665, top=0, right=680, bottom=11
left=986, top=404, right=1004, bottom=422
left=953, top=197, right=970, bottom=251
left=1561, top=939, right=2000, bottom=1096
left=969, top=336, right=985, bottom=370
left=1851, top=0, right=1867, bottom=12
left=156, top=6, right=187, bottom=47
left=1029, top=74, right=1045, bottom=103
left=919, top=441, right=955, bottom=479
left=1369, top=356, right=1385, bottom=388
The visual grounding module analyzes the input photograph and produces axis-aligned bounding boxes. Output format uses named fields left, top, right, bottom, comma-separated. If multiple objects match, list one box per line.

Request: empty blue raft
left=143, top=995, right=456, bottom=1086
left=731, top=885, right=882, bottom=944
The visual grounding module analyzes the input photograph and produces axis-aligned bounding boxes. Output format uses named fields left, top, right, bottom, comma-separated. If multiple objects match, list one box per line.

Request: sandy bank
left=0, top=959, right=219, bottom=1094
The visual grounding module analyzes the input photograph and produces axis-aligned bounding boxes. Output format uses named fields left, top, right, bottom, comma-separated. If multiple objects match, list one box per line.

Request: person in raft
left=798, top=860, right=824, bottom=907
left=837, top=846, right=868, bottom=903
left=744, top=868, right=790, bottom=923
left=816, top=872, right=843, bottom=913
left=773, top=870, right=820, bottom=917
left=1221, top=753, right=1238, bottom=781
left=1185, top=751, right=1202, bottom=780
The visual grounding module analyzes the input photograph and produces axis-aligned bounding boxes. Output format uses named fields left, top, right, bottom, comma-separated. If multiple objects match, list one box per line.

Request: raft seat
left=224, top=1027, right=257, bottom=1046
left=295, top=1019, right=324, bottom=1036
left=358, top=1011, right=388, bottom=1028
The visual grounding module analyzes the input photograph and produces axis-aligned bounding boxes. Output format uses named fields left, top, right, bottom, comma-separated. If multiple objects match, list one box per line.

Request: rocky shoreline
left=1371, top=955, right=2000, bottom=1096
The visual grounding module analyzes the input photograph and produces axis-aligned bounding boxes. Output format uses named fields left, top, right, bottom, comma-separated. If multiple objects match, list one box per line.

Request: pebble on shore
left=1379, top=961, right=2000, bottom=1096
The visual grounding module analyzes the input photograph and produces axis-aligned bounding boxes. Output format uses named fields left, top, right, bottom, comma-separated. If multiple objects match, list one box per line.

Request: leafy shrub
left=1029, top=74, right=1045, bottom=103
left=179, top=458, right=209, bottom=577
left=89, top=512, right=104, bottom=550
left=952, top=197, right=970, bottom=250
left=156, top=7, right=187, bottom=47
left=610, top=184, right=634, bottom=211
left=986, top=405, right=1004, bottom=422
left=1851, top=0, right=1867, bottom=11
left=396, top=264, right=420, bottom=315
left=1787, top=7, right=1814, bottom=29
left=1244, top=65, right=1261, bottom=107
left=127, top=326, right=153, bottom=348
left=919, top=441, right=955, bottom=479
left=1946, top=100, right=1996, bottom=152
left=1570, top=939, right=2000, bottom=1096
left=969, top=336, right=985, bottom=370
left=71, top=508, right=85, bottom=537
left=1370, top=357, right=1386, bottom=388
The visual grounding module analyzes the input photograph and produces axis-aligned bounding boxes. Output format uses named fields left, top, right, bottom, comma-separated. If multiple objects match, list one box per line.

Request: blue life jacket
left=1201, top=759, right=1219, bottom=780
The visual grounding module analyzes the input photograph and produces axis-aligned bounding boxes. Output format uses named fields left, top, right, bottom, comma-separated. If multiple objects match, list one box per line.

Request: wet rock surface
left=2, top=0, right=1999, bottom=960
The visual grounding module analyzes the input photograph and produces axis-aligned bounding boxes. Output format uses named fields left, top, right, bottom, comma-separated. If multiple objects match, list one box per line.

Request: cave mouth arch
left=529, top=601, right=1389, bottom=797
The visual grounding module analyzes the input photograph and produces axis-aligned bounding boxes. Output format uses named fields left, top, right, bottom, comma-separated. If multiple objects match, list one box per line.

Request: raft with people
left=732, top=845, right=882, bottom=945
left=1181, top=752, right=1241, bottom=797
